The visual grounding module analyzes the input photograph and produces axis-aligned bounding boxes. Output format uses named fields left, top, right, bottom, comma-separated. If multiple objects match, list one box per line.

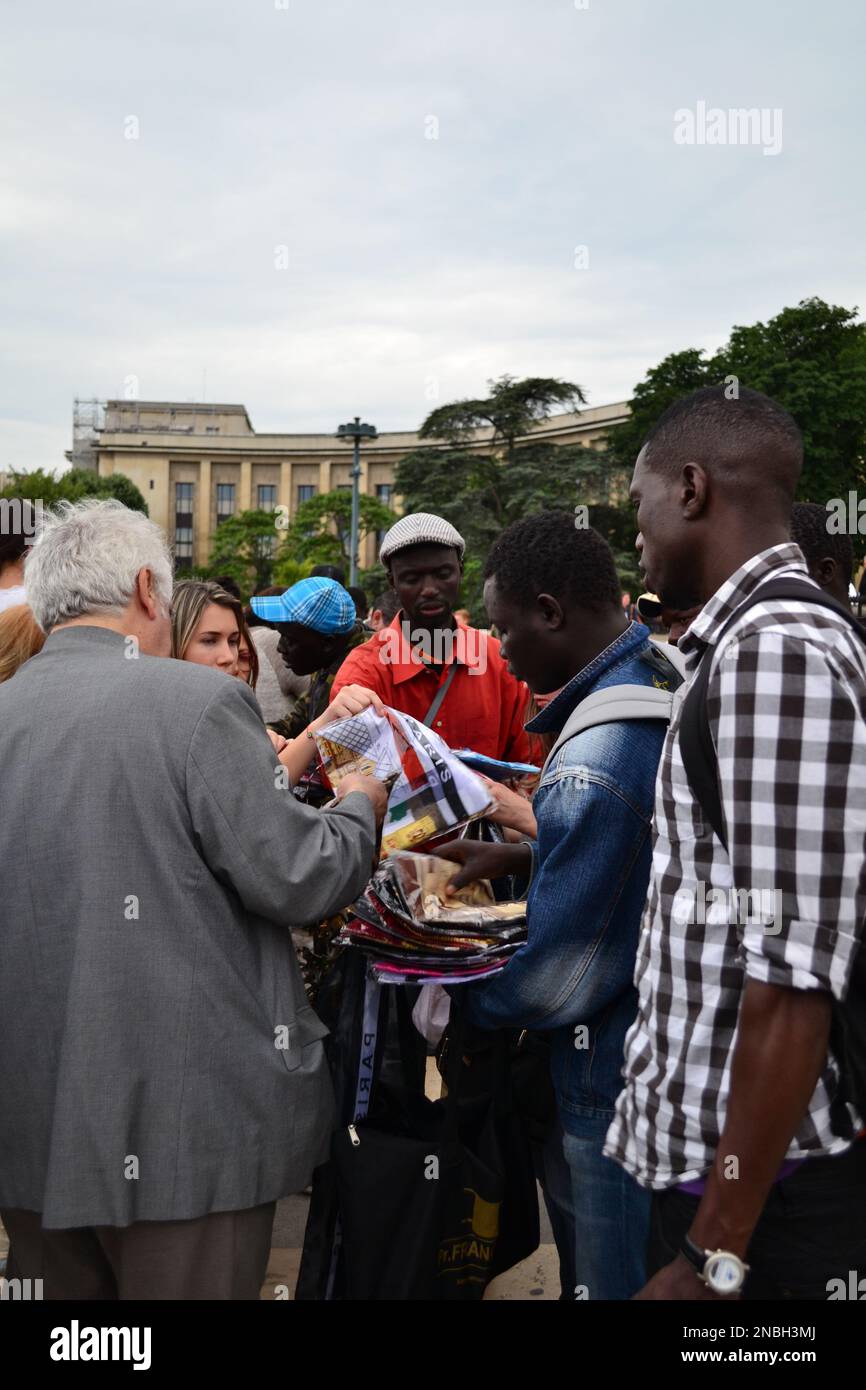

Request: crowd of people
left=0, top=382, right=864, bottom=1303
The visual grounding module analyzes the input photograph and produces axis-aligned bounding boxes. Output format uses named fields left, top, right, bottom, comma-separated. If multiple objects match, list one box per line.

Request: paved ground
left=0, top=1070, right=559, bottom=1300
left=263, top=1182, right=558, bottom=1299
left=1, top=1014, right=560, bottom=1301
left=0, top=1200, right=558, bottom=1300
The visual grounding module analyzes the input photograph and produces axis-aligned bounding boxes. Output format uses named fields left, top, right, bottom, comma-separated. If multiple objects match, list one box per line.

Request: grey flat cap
left=379, top=512, right=465, bottom=566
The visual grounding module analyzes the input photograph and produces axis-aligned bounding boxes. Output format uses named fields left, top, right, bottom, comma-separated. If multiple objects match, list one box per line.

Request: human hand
left=267, top=729, right=289, bottom=754
left=633, top=1256, right=735, bottom=1301
left=313, top=684, right=385, bottom=732
left=477, top=775, right=537, bottom=837
left=336, top=772, right=389, bottom=826
left=436, top=838, right=531, bottom=891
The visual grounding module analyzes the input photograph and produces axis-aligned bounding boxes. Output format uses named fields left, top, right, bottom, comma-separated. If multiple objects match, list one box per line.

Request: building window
left=174, top=482, right=194, bottom=571
left=216, top=483, right=235, bottom=525
left=297, top=484, right=317, bottom=506
left=205, top=426, right=219, bottom=435
left=254, top=485, right=278, bottom=557
left=376, top=483, right=393, bottom=549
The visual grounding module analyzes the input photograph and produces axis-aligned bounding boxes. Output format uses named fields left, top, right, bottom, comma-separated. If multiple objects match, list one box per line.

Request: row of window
left=172, top=481, right=394, bottom=570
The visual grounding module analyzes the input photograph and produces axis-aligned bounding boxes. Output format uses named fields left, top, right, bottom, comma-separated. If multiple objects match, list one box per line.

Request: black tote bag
left=331, top=993, right=539, bottom=1300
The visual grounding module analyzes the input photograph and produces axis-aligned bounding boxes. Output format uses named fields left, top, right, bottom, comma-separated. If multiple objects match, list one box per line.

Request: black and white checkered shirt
left=605, top=544, right=866, bottom=1189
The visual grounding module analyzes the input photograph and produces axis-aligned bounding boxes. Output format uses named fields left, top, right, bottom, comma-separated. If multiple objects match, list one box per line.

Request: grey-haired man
left=0, top=500, right=386, bottom=1299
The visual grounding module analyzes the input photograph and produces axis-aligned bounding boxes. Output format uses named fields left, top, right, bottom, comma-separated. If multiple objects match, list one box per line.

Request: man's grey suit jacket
left=0, top=625, right=377, bottom=1229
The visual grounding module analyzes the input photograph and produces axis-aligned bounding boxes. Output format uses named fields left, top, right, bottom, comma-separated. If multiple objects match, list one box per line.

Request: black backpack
left=677, top=577, right=866, bottom=1130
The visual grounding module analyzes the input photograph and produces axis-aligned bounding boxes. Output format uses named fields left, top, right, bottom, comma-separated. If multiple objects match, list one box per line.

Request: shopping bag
left=331, top=994, right=539, bottom=1300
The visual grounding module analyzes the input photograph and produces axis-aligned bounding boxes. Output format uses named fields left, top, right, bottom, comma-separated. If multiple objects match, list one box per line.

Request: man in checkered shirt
left=605, top=385, right=866, bottom=1300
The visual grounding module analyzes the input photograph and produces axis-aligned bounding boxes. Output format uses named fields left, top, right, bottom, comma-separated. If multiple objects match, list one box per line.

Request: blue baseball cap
left=250, top=577, right=356, bottom=635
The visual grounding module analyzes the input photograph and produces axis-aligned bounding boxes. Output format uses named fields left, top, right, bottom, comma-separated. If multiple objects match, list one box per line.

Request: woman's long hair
left=236, top=610, right=259, bottom=689
left=170, top=580, right=244, bottom=664
left=0, top=604, right=45, bottom=683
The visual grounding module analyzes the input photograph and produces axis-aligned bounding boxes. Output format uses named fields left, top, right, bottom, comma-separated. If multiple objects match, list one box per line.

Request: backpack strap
left=541, top=643, right=686, bottom=777
left=542, top=684, right=676, bottom=778
left=678, top=578, right=865, bottom=852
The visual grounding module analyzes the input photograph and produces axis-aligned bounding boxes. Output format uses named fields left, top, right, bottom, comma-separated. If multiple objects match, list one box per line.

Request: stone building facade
left=76, top=398, right=629, bottom=572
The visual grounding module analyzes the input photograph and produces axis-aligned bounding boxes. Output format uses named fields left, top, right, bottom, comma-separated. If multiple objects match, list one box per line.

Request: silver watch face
left=705, top=1252, right=745, bottom=1294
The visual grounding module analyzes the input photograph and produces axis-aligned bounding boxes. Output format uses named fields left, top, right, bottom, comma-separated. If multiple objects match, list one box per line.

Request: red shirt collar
left=380, top=611, right=487, bottom=686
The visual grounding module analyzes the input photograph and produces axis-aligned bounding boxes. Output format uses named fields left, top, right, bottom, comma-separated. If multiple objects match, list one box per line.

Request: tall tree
left=1, top=466, right=148, bottom=514
left=395, top=438, right=633, bottom=618
left=717, top=298, right=866, bottom=503
left=605, top=299, right=866, bottom=505
left=603, top=349, right=714, bottom=471
left=274, top=489, right=397, bottom=582
left=419, top=374, right=588, bottom=465
left=205, top=509, right=282, bottom=595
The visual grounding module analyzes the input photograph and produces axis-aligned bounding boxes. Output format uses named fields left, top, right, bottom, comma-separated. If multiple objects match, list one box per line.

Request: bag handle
left=441, top=995, right=468, bottom=1141
left=423, top=662, right=459, bottom=727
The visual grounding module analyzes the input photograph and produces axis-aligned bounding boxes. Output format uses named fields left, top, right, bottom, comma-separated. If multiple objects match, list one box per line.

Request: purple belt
left=679, top=1158, right=804, bottom=1196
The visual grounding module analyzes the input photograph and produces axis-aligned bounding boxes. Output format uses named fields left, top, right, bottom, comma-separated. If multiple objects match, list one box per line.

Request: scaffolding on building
left=71, top=398, right=106, bottom=471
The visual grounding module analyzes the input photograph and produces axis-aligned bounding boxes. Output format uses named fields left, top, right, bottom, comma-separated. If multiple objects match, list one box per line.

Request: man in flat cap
left=330, top=512, right=531, bottom=762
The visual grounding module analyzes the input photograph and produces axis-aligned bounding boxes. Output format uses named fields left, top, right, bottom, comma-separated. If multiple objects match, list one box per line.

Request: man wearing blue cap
left=251, top=577, right=373, bottom=743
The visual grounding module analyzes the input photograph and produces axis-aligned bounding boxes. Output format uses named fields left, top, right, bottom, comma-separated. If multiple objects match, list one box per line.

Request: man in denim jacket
left=441, top=511, right=679, bottom=1299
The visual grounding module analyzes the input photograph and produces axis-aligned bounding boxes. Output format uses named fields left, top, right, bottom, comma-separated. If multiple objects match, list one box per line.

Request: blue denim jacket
left=465, top=622, right=675, bottom=1137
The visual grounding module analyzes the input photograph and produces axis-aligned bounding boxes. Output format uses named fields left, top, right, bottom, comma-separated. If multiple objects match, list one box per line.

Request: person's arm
left=442, top=770, right=653, bottom=1031
left=638, top=982, right=831, bottom=1300
left=637, top=630, right=866, bottom=1299
left=268, top=687, right=313, bottom=742
left=186, top=679, right=386, bottom=926
left=438, top=838, right=533, bottom=887
left=475, top=775, right=538, bottom=838
left=276, top=683, right=385, bottom=785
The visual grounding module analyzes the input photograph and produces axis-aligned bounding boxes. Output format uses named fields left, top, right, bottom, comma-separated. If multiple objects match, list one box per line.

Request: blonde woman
left=170, top=579, right=245, bottom=674
left=171, top=580, right=380, bottom=775
left=0, top=604, right=45, bottom=683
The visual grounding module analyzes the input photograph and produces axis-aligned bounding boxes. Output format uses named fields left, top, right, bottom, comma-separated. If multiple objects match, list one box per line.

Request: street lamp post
left=336, top=415, right=378, bottom=586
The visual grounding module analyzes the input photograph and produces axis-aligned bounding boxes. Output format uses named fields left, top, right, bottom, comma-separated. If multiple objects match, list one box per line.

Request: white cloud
left=1, top=0, right=864, bottom=465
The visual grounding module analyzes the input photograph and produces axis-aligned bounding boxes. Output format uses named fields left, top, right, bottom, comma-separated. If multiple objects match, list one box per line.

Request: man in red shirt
left=330, top=512, right=532, bottom=764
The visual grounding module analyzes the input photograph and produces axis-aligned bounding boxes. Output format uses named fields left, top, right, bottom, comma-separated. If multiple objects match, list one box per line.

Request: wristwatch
left=680, top=1234, right=749, bottom=1295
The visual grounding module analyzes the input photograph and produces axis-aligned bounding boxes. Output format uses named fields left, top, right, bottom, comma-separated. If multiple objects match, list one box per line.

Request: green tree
left=65, top=468, right=149, bottom=513
left=274, top=489, right=397, bottom=581
left=395, top=438, right=634, bottom=619
left=402, top=374, right=644, bottom=616
left=603, top=349, right=715, bottom=471
left=0, top=468, right=69, bottom=508
left=204, top=509, right=282, bottom=596
left=717, top=297, right=866, bottom=503
left=605, top=298, right=866, bottom=505
left=419, top=374, right=588, bottom=464
left=1, top=466, right=148, bottom=514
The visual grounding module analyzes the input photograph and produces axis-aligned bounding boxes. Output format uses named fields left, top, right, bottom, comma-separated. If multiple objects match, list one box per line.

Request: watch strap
left=680, top=1233, right=708, bottom=1277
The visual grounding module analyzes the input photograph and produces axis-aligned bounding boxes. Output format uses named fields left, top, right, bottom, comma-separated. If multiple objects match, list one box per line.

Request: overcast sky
left=2, top=0, right=863, bottom=470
